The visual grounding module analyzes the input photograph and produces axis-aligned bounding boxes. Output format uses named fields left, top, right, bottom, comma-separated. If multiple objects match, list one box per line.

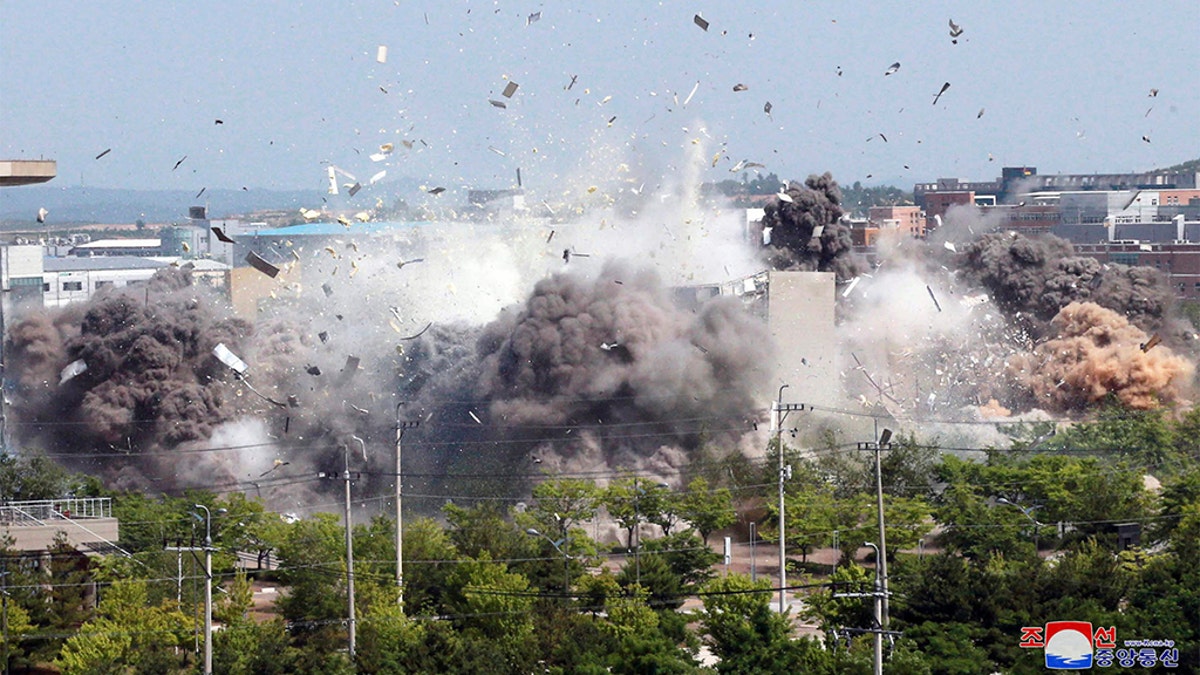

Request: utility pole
left=865, top=542, right=883, bottom=675
left=858, top=429, right=893, bottom=655
left=394, top=403, right=419, bottom=609
left=833, top=540, right=900, bottom=675
left=771, top=385, right=805, bottom=613
left=344, top=436, right=365, bottom=658
left=192, top=504, right=219, bottom=675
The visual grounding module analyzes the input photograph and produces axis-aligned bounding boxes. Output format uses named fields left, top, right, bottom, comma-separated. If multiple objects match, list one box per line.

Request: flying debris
left=211, top=226, right=235, bottom=244
left=884, top=62, right=901, bottom=76
left=426, top=186, right=446, bottom=195
left=764, top=101, right=773, bottom=115
left=214, top=119, right=224, bottom=125
left=212, top=343, right=249, bottom=375
left=527, top=11, right=540, bottom=25
left=396, top=257, right=425, bottom=269
left=1149, top=88, right=1159, bottom=97
left=376, top=45, right=388, bottom=63
left=321, top=282, right=334, bottom=297
left=259, top=459, right=290, bottom=478
left=932, top=82, right=951, bottom=104
left=379, top=143, right=395, bottom=155
left=977, top=108, right=985, bottom=119
left=926, top=285, right=943, bottom=312
left=562, top=249, right=592, bottom=263
left=59, top=359, right=88, bottom=385
left=172, top=155, right=187, bottom=171
left=347, top=182, right=362, bottom=197
left=1141, top=333, right=1163, bottom=352
left=878, top=133, right=888, bottom=143
left=338, top=355, right=362, bottom=384
left=370, top=170, right=386, bottom=185
left=468, top=410, right=482, bottom=424
left=195, top=187, right=206, bottom=199
left=305, top=365, right=321, bottom=377
left=566, top=74, right=578, bottom=90
left=732, top=83, right=749, bottom=92
left=36, top=207, right=48, bottom=223
left=683, top=81, right=699, bottom=106
left=401, top=322, right=433, bottom=341
left=842, top=277, right=861, bottom=298
left=488, top=145, right=506, bottom=156
left=95, top=148, right=112, bottom=160
left=502, top=81, right=519, bottom=98
left=776, top=191, right=794, bottom=204
left=693, top=14, right=709, bottom=31
left=948, top=18, right=964, bottom=42
left=245, top=251, right=281, bottom=278
left=489, top=99, right=508, bottom=109
left=1142, top=136, right=1151, bottom=143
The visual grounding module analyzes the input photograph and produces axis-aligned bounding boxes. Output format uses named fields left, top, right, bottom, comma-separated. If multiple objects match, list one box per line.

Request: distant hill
left=0, top=186, right=325, bottom=224
left=1157, top=158, right=1200, bottom=174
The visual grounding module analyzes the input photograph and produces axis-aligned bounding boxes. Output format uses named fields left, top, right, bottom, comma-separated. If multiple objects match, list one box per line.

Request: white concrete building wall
left=43, top=268, right=161, bottom=308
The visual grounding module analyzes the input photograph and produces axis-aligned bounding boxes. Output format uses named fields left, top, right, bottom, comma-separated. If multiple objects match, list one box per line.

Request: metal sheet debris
left=213, top=343, right=249, bottom=375
left=59, top=359, right=88, bottom=384
left=693, top=14, right=709, bottom=31
left=502, top=81, right=519, bottom=98
left=245, top=251, right=281, bottom=278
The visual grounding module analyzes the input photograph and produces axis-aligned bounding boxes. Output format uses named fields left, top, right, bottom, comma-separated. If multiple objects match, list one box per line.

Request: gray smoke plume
left=760, top=173, right=862, bottom=281
left=954, top=232, right=1175, bottom=338
left=6, top=267, right=254, bottom=488
left=5, top=254, right=773, bottom=506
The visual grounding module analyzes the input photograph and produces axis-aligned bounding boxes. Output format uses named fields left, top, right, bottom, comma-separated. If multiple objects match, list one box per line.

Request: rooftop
left=45, top=256, right=168, bottom=272
left=0, top=159, right=57, bottom=186
left=245, top=221, right=432, bottom=237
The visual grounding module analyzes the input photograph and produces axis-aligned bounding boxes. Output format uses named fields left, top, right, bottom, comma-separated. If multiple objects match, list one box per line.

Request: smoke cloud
left=760, top=173, right=862, bottom=281
left=1006, top=301, right=1193, bottom=412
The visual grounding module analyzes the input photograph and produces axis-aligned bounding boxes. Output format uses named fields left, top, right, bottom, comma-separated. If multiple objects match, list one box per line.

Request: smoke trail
left=760, top=173, right=862, bottom=281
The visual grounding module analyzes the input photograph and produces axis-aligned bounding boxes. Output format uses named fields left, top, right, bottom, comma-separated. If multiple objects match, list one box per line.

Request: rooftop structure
left=0, top=159, right=56, bottom=186
left=0, top=497, right=120, bottom=554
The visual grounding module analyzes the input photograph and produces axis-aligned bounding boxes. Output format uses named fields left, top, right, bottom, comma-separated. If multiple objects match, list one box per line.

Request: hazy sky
left=2, top=1, right=1198, bottom=196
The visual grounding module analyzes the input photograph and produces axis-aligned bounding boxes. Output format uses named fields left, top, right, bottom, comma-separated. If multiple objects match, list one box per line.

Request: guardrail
left=0, top=497, right=113, bottom=525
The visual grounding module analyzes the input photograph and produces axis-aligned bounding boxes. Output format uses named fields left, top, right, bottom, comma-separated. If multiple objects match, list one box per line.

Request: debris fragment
left=502, top=81, right=519, bottom=98
left=489, top=99, right=508, bottom=109
left=95, top=148, right=112, bottom=160
left=370, top=170, right=387, bottom=184
left=36, top=207, right=48, bottom=223
left=245, top=251, right=281, bottom=278
left=195, top=187, right=206, bottom=199
left=932, top=82, right=951, bottom=105
left=1141, top=333, right=1163, bottom=352
left=322, top=282, right=333, bottom=297
left=944, top=241, right=957, bottom=253
left=376, top=45, right=388, bottom=63
left=401, top=322, right=433, bottom=340
left=948, top=18, right=964, bottom=42
left=527, top=11, right=540, bottom=25
left=732, top=83, right=749, bottom=92
left=842, top=277, right=861, bottom=298
left=884, top=62, right=900, bottom=76
left=926, top=285, right=943, bottom=312
left=59, top=359, right=88, bottom=384
left=764, top=101, right=772, bottom=115
left=977, top=108, right=985, bottom=119
left=305, top=365, right=321, bottom=376
left=468, top=410, right=482, bottom=424
left=683, top=81, right=700, bottom=106
left=426, top=186, right=446, bottom=195
left=1149, top=88, right=1159, bottom=97
left=396, top=257, right=424, bottom=269
left=347, top=182, right=362, bottom=197
left=318, top=331, right=329, bottom=343
left=693, top=14, right=709, bottom=31
left=172, top=155, right=187, bottom=171
left=212, top=344, right=249, bottom=375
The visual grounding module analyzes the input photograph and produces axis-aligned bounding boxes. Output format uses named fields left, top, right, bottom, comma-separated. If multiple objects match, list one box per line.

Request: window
left=95, top=280, right=112, bottom=290
left=42, top=283, right=50, bottom=292
left=63, top=281, right=83, bottom=292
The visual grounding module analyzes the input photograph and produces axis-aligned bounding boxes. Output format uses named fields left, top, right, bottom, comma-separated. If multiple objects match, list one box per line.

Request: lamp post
left=770, top=385, right=805, bottom=613
left=525, top=528, right=571, bottom=594
left=997, top=497, right=1042, bottom=552
left=394, top=403, right=419, bottom=608
left=345, top=436, right=365, bottom=658
left=193, top=504, right=225, bottom=675
left=864, top=542, right=883, bottom=675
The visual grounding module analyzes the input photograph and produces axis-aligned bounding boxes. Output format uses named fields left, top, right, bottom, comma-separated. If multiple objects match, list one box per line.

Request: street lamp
left=526, top=528, right=571, bottom=594
left=997, top=497, right=1043, bottom=551
left=193, top=504, right=225, bottom=675
left=864, top=542, right=883, bottom=675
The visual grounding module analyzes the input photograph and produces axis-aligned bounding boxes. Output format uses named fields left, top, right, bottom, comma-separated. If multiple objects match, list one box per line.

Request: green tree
left=677, top=477, right=735, bottom=546
left=55, top=580, right=192, bottom=675
left=700, top=573, right=831, bottom=673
